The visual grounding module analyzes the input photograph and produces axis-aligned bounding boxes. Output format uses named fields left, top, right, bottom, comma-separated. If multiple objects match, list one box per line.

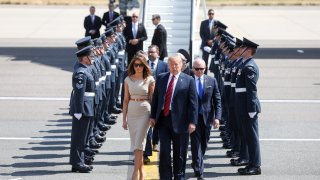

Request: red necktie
left=163, top=75, right=175, bottom=117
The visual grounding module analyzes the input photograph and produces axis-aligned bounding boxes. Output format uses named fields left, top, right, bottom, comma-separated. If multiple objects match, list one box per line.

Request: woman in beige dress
left=122, top=55, right=155, bottom=180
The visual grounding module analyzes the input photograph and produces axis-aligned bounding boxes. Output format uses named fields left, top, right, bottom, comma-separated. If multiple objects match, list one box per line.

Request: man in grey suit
left=150, top=54, right=198, bottom=180
left=190, top=58, right=222, bottom=179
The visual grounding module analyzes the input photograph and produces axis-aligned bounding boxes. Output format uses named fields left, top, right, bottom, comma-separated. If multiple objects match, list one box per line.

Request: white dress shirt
left=149, top=58, right=158, bottom=71
left=132, top=22, right=138, bottom=38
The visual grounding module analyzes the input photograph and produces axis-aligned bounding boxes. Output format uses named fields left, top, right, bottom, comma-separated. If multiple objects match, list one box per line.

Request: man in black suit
left=102, top=3, right=120, bottom=30
left=144, top=45, right=169, bottom=164
left=190, top=58, right=222, bottom=179
left=123, top=12, right=148, bottom=66
left=199, top=9, right=216, bottom=74
left=151, top=14, right=167, bottom=60
left=150, top=54, right=198, bottom=180
left=84, top=6, right=102, bottom=39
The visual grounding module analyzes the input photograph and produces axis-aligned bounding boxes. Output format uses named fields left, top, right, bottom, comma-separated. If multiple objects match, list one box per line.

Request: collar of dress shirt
left=169, top=72, right=181, bottom=81
left=149, top=58, right=158, bottom=68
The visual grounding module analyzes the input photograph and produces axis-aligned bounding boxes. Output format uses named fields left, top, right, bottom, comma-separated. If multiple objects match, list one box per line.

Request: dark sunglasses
left=132, top=16, right=138, bottom=18
left=208, top=13, right=214, bottom=15
left=194, top=67, right=205, bottom=71
left=134, top=63, right=144, bottom=68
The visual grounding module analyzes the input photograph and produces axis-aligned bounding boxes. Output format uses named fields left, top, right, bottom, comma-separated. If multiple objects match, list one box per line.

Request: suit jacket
left=102, top=11, right=120, bottom=28
left=148, top=60, right=169, bottom=78
left=69, top=62, right=95, bottom=117
left=235, top=58, right=261, bottom=117
left=123, top=22, right=148, bottom=53
left=151, top=72, right=198, bottom=134
left=199, top=19, right=216, bottom=49
left=84, top=15, right=102, bottom=39
left=194, top=75, right=222, bottom=127
left=151, top=24, right=168, bottom=59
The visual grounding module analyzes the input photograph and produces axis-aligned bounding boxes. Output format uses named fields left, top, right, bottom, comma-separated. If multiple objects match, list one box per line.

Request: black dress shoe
left=116, top=102, right=122, bottom=109
left=99, top=131, right=107, bottom=137
left=99, top=124, right=111, bottom=131
left=111, top=107, right=122, bottom=114
left=85, top=157, right=94, bottom=165
left=227, top=151, right=240, bottom=158
left=144, top=157, right=151, bottom=165
left=222, top=142, right=232, bottom=149
left=89, top=141, right=102, bottom=149
left=194, top=172, right=204, bottom=180
left=71, top=164, right=91, bottom=173
left=95, top=135, right=106, bottom=143
left=110, top=115, right=118, bottom=119
left=231, top=158, right=249, bottom=166
left=105, top=118, right=117, bottom=125
left=238, top=166, right=261, bottom=175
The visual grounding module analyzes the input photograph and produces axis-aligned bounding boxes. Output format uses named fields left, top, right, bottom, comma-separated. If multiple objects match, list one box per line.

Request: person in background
left=84, top=6, right=102, bottom=39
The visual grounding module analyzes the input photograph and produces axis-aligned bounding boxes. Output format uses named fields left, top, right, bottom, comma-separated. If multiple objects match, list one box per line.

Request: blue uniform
left=69, top=62, right=95, bottom=166
left=235, top=58, right=261, bottom=167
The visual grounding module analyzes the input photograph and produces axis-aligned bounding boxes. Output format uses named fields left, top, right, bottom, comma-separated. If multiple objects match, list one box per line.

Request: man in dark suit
left=123, top=12, right=148, bottom=65
left=235, top=38, right=261, bottom=175
left=190, top=58, right=222, bottom=179
left=144, top=45, right=169, bottom=164
left=151, top=14, right=167, bottom=60
left=102, top=3, right=120, bottom=30
left=84, top=6, right=102, bottom=39
left=199, top=9, right=216, bottom=74
left=150, top=54, right=198, bottom=180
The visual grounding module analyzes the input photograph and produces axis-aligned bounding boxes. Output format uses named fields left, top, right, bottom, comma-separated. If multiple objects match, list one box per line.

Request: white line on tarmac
left=1, top=137, right=320, bottom=142
left=260, top=139, right=320, bottom=141
left=0, top=97, right=69, bottom=101
left=261, top=99, right=320, bottom=103
left=1, top=97, right=320, bottom=103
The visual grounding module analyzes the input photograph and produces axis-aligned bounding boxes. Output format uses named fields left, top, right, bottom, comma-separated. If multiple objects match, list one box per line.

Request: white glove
left=204, top=46, right=211, bottom=53
left=248, top=112, right=257, bottom=118
left=74, top=113, right=82, bottom=120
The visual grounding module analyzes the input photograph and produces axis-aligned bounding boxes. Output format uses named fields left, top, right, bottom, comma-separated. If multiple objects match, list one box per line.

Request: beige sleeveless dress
left=125, top=76, right=155, bottom=151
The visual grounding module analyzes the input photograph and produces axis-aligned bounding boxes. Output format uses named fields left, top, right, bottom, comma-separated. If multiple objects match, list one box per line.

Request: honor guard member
left=109, top=17, right=126, bottom=109
left=207, top=21, right=227, bottom=73
left=223, top=40, right=239, bottom=154
left=93, top=39, right=111, bottom=135
left=227, top=38, right=244, bottom=159
left=74, top=37, right=101, bottom=163
left=69, top=45, right=95, bottom=173
left=100, top=33, right=117, bottom=125
left=235, top=38, right=261, bottom=175
left=105, top=27, right=123, bottom=114
left=86, top=40, right=103, bottom=151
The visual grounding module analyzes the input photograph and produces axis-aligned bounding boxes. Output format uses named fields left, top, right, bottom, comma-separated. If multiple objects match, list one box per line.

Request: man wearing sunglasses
left=190, top=58, right=221, bottom=179
left=200, top=9, right=217, bottom=74
left=123, top=12, right=148, bottom=65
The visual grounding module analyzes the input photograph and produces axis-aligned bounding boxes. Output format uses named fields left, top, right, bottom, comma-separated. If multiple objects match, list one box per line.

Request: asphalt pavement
left=0, top=5, right=320, bottom=180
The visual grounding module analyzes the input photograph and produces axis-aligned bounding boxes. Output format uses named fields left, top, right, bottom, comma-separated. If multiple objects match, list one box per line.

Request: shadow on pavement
left=0, top=46, right=319, bottom=76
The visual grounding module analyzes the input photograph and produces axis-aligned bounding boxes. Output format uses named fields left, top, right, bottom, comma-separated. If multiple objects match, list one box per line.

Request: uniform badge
left=76, top=83, right=83, bottom=89
left=237, top=69, right=242, bottom=76
left=247, top=74, right=254, bottom=79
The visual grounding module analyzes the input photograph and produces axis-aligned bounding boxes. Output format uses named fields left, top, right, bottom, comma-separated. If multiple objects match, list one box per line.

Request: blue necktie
left=198, top=78, right=203, bottom=113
